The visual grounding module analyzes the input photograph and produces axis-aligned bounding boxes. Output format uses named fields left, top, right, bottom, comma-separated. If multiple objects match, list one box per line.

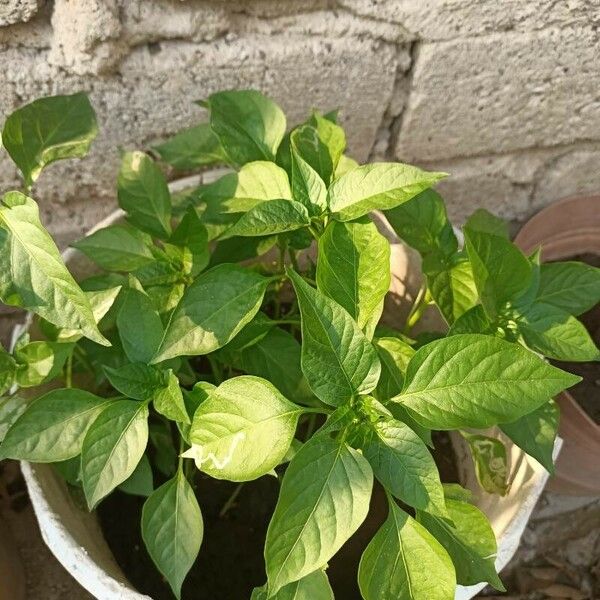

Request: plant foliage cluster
left=0, top=90, right=598, bottom=599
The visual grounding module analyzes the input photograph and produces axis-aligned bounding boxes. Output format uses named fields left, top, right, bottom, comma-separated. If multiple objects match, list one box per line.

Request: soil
left=550, top=253, right=600, bottom=424
left=97, top=432, right=460, bottom=600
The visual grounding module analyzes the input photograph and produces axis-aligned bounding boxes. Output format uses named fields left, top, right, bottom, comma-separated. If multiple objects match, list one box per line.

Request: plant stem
left=288, top=247, right=300, bottom=273
left=65, top=353, right=73, bottom=388
left=274, top=243, right=287, bottom=318
left=178, top=436, right=185, bottom=472
left=219, top=482, right=244, bottom=518
left=308, top=225, right=321, bottom=240
left=404, top=282, right=428, bottom=334
left=272, top=318, right=301, bottom=326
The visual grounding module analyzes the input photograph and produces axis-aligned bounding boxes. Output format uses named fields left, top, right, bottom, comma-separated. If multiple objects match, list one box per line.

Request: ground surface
left=1, top=460, right=598, bottom=600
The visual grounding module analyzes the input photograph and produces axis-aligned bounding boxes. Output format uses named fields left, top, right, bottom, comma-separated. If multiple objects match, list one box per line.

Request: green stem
left=404, top=283, right=428, bottom=334
left=178, top=437, right=185, bottom=472
left=272, top=318, right=301, bottom=326
left=308, top=225, right=321, bottom=240
left=288, top=247, right=300, bottom=273
left=219, top=482, right=244, bottom=518
left=65, top=353, right=73, bottom=388
left=277, top=243, right=286, bottom=274
left=274, top=243, right=287, bottom=318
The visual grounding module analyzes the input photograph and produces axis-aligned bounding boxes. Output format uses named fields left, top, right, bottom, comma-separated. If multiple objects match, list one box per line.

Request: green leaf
left=374, top=337, right=415, bottom=398
left=517, top=302, right=600, bottom=361
left=290, top=125, right=335, bottom=186
left=461, top=432, right=509, bottom=495
left=385, top=189, right=457, bottom=257
left=197, top=162, right=291, bottom=240
left=0, top=389, right=111, bottom=462
left=0, top=347, right=17, bottom=395
left=153, top=123, right=226, bottom=170
left=230, top=327, right=312, bottom=405
left=265, top=434, right=373, bottom=594
left=168, top=207, right=209, bottom=277
left=220, top=312, right=275, bottom=352
left=104, top=363, right=164, bottom=400
left=500, top=400, right=559, bottom=473
left=358, top=499, right=455, bottom=600
left=307, top=111, right=346, bottom=179
left=152, top=264, right=269, bottom=362
left=417, top=495, right=504, bottom=590
left=149, top=420, right=177, bottom=477
left=118, top=454, right=153, bottom=497
left=1, top=92, right=97, bottom=186
left=424, top=254, right=478, bottom=325
left=14, top=341, right=73, bottom=387
left=141, top=472, right=203, bottom=599
left=117, top=151, right=172, bottom=239
left=328, top=163, right=447, bottom=222
left=117, top=280, right=164, bottom=364
left=373, top=337, right=431, bottom=444
left=290, top=130, right=327, bottom=215
left=81, top=399, right=149, bottom=509
left=464, top=228, right=532, bottom=318
left=153, top=370, right=190, bottom=424
left=334, top=154, right=359, bottom=179
left=393, top=334, right=580, bottom=429
left=0, top=396, right=26, bottom=442
left=317, top=217, right=390, bottom=333
left=204, top=90, right=286, bottom=165
left=105, top=363, right=189, bottom=424
left=221, top=199, right=310, bottom=239
left=210, top=234, right=278, bottom=265
left=251, top=570, right=334, bottom=600
left=213, top=161, right=293, bottom=210
left=536, top=261, right=600, bottom=316
left=357, top=418, right=447, bottom=517
left=178, top=381, right=215, bottom=443
left=287, top=268, right=381, bottom=406
left=53, top=285, right=122, bottom=343
left=53, top=456, right=82, bottom=486
left=185, top=376, right=303, bottom=481
left=464, top=209, right=509, bottom=238
left=447, top=305, right=494, bottom=336
left=0, top=193, right=109, bottom=346
left=73, top=225, right=155, bottom=272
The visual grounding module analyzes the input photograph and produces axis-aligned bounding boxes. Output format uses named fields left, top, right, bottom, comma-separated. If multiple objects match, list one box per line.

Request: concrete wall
left=1, top=0, right=600, bottom=246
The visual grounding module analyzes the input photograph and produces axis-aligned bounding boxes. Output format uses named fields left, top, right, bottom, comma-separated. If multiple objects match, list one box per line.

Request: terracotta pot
left=13, top=177, right=553, bottom=599
left=515, top=195, right=600, bottom=496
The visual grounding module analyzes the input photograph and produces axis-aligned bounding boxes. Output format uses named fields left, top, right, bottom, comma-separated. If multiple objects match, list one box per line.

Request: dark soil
left=551, top=253, right=600, bottom=424
left=98, top=433, right=459, bottom=600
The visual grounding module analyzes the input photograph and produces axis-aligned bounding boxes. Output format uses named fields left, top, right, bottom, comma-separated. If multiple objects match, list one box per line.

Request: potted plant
left=0, top=91, right=593, bottom=600
left=514, top=196, right=600, bottom=495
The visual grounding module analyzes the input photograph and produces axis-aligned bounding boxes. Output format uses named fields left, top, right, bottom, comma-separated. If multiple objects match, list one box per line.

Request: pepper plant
left=0, top=90, right=596, bottom=600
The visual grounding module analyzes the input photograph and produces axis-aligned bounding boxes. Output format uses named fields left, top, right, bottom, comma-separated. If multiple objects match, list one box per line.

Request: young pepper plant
left=386, top=192, right=600, bottom=483
left=0, top=90, right=587, bottom=600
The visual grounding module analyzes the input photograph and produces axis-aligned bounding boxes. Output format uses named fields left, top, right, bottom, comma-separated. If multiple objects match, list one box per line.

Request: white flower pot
left=14, top=177, right=555, bottom=599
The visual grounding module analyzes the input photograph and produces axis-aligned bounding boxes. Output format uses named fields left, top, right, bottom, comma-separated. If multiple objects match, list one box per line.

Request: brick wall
left=1, top=0, right=599, bottom=245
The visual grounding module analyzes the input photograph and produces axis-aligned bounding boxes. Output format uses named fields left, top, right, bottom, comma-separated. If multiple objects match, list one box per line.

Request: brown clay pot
left=515, top=195, right=600, bottom=496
